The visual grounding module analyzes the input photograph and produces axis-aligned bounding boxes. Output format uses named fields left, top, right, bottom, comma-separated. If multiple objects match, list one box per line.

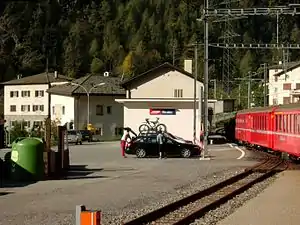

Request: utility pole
left=201, top=0, right=210, bottom=160
left=193, top=42, right=198, bottom=144
left=247, top=72, right=252, bottom=109
left=262, top=63, right=268, bottom=107
left=238, top=84, right=241, bottom=105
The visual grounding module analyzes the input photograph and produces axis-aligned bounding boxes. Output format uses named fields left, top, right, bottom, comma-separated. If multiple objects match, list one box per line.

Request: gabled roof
left=121, top=62, right=199, bottom=88
left=272, top=61, right=300, bottom=76
left=47, top=74, right=125, bottom=96
left=1, top=72, right=72, bottom=85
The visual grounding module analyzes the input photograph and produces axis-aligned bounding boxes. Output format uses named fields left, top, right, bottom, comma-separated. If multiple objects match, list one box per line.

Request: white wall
left=123, top=102, right=201, bottom=141
left=75, top=95, right=125, bottom=138
left=4, top=84, right=49, bottom=117
left=269, top=67, right=300, bottom=105
left=50, top=94, right=75, bottom=126
left=129, top=70, right=203, bottom=98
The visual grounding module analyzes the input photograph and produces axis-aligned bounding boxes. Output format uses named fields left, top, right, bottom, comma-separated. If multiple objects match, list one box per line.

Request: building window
left=174, top=89, right=183, bottom=98
left=10, top=105, right=16, bottom=112
left=296, top=83, right=300, bottom=90
left=23, top=121, right=30, bottom=127
left=274, top=87, right=278, bottom=93
left=115, top=127, right=123, bottom=136
left=21, top=105, right=30, bottom=112
left=274, top=76, right=278, bottom=82
left=107, top=106, right=112, bottom=114
left=10, top=121, right=17, bottom=126
left=96, top=105, right=103, bottom=116
left=273, top=99, right=278, bottom=105
left=52, top=106, right=55, bottom=114
left=62, top=106, right=65, bottom=115
left=33, top=105, right=44, bottom=112
left=35, top=90, right=44, bottom=97
left=283, top=83, right=291, bottom=90
left=283, top=97, right=290, bottom=104
left=21, top=91, right=30, bottom=97
left=33, top=121, right=43, bottom=127
left=10, top=91, right=18, bottom=98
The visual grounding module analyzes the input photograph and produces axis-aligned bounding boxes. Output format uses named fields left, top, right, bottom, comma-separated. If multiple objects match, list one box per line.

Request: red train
left=235, top=103, right=300, bottom=159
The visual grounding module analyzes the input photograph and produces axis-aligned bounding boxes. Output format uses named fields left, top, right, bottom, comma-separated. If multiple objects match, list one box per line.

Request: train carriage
left=235, top=103, right=300, bottom=159
left=235, top=106, right=275, bottom=148
left=273, top=104, right=300, bottom=157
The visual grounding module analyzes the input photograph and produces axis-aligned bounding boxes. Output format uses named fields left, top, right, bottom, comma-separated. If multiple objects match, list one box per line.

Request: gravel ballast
left=191, top=175, right=277, bottom=225
left=103, top=168, right=245, bottom=224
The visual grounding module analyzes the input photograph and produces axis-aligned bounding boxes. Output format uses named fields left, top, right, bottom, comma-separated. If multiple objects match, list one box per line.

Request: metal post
left=193, top=43, right=198, bottom=144
left=248, top=72, right=252, bottom=109
left=87, top=92, right=90, bottom=127
left=213, top=79, right=217, bottom=99
left=238, top=84, right=241, bottom=105
left=201, top=0, right=210, bottom=160
left=263, top=63, right=268, bottom=107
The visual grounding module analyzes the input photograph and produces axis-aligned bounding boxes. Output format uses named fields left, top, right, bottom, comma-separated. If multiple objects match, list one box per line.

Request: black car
left=79, top=130, right=92, bottom=142
left=126, top=133, right=201, bottom=158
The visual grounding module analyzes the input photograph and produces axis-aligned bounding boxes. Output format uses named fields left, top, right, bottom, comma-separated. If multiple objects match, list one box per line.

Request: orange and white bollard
left=76, top=205, right=101, bottom=225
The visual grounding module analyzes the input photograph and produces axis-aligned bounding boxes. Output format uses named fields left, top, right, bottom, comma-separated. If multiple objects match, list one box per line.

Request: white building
left=47, top=73, right=125, bottom=140
left=2, top=72, right=71, bottom=129
left=269, top=61, right=300, bottom=105
left=116, top=61, right=216, bottom=141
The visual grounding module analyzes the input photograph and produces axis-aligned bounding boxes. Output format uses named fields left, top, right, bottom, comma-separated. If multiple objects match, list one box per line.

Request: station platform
left=216, top=170, right=300, bottom=225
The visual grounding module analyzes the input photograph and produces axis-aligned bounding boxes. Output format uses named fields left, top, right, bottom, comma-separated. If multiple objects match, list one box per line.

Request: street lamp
left=70, top=82, right=105, bottom=127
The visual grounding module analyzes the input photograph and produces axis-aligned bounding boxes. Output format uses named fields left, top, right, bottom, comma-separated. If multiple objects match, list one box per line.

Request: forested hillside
left=1, top=0, right=300, bottom=101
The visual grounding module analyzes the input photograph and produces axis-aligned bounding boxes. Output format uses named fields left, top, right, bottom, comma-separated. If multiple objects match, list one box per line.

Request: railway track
left=123, top=157, right=286, bottom=225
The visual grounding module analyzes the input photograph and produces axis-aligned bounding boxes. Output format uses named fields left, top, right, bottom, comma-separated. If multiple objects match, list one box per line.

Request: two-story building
left=47, top=73, right=125, bottom=140
left=2, top=72, right=72, bottom=129
left=269, top=61, right=300, bottom=105
left=116, top=61, right=215, bottom=141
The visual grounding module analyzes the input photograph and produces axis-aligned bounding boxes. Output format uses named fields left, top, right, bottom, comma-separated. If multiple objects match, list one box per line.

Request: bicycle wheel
left=139, top=124, right=150, bottom=133
left=156, top=123, right=167, bottom=132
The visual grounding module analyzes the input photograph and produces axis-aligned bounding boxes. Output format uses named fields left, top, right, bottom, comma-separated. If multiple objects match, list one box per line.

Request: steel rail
left=122, top=158, right=284, bottom=225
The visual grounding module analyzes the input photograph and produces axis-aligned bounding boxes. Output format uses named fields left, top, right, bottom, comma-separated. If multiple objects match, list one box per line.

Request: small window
left=274, top=87, right=278, bottom=93
left=62, top=106, right=65, bottom=115
left=174, top=89, right=183, bottom=98
left=21, top=105, right=30, bottom=112
left=283, top=97, right=290, bottom=104
left=39, top=105, right=44, bottom=111
left=10, top=105, right=16, bottom=112
left=114, top=127, right=123, bottom=136
left=23, top=121, right=30, bottom=127
left=107, top=106, right=112, bottom=114
left=35, top=90, right=44, bottom=97
left=96, top=105, right=103, bottom=116
left=33, top=121, right=43, bottom=127
left=52, top=106, right=55, bottom=114
left=10, top=91, right=18, bottom=97
left=21, top=91, right=30, bottom=97
left=274, top=76, right=278, bottom=82
left=283, top=83, right=291, bottom=90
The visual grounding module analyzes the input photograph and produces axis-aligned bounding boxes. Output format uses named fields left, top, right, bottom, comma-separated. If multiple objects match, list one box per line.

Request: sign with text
left=150, top=108, right=176, bottom=115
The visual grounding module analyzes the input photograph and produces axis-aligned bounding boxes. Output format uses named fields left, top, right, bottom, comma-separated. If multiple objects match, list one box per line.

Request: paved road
left=0, top=142, right=256, bottom=225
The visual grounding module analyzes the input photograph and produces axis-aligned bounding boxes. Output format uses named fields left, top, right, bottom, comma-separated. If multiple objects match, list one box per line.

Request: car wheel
left=75, top=141, right=78, bottom=145
left=181, top=148, right=191, bottom=158
left=79, top=141, right=82, bottom=145
left=136, top=148, right=146, bottom=158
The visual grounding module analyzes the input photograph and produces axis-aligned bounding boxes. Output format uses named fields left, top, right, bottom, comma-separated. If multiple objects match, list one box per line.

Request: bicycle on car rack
left=138, top=117, right=167, bottom=133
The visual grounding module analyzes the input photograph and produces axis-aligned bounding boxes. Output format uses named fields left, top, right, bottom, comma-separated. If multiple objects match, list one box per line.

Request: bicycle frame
left=145, top=118, right=160, bottom=128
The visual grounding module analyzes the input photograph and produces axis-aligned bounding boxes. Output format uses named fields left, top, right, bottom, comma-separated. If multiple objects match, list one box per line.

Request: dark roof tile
left=1, top=72, right=72, bottom=85
left=47, top=74, right=125, bottom=96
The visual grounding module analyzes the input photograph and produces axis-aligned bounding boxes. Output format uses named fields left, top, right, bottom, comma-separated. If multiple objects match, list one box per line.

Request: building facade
left=116, top=61, right=216, bottom=141
left=268, top=62, right=300, bottom=105
left=2, top=72, right=71, bottom=129
left=47, top=73, right=125, bottom=140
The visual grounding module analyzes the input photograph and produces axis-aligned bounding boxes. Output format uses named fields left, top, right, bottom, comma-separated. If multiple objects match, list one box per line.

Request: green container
left=10, top=137, right=45, bottom=182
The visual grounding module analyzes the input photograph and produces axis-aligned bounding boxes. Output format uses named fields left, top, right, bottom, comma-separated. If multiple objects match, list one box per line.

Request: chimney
left=54, top=71, right=58, bottom=78
left=184, top=59, right=193, bottom=74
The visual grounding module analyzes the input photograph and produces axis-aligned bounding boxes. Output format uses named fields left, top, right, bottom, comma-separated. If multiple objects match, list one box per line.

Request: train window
left=279, top=115, right=282, bottom=131
left=275, top=115, right=278, bottom=131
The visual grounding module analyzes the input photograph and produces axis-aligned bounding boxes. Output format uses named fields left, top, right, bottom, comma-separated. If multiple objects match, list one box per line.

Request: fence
left=4, top=120, right=59, bottom=147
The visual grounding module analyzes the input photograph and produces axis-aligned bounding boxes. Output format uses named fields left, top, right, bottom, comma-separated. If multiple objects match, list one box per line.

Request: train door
left=247, top=114, right=253, bottom=143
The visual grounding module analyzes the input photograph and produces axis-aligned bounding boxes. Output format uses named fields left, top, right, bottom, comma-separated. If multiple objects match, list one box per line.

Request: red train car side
left=235, top=103, right=300, bottom=159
